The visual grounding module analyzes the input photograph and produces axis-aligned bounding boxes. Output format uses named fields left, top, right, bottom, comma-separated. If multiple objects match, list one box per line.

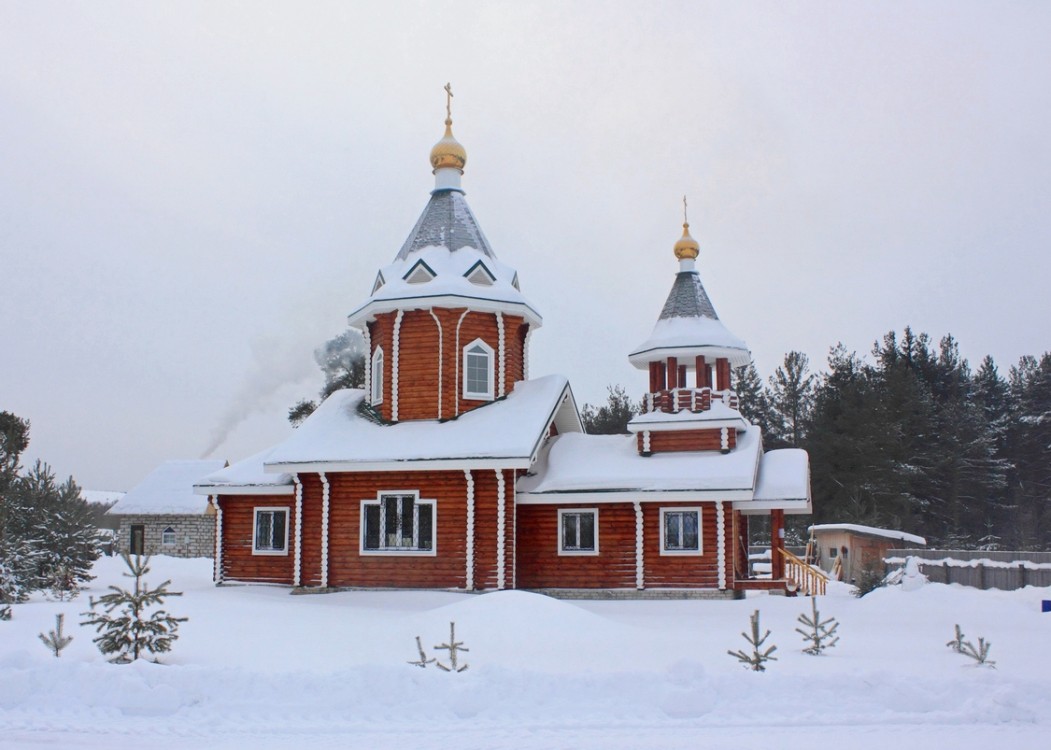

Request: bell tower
left=627, top=200, right=751, bottom=455
left=347, top=86, right=542, bottom=423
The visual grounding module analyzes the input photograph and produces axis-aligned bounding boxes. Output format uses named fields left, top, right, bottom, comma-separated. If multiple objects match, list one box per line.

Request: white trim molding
left=633, top=500, right=644, bottom=590
left=210, top=496, right=223, bottom=584
left=391, top=310, right=404, bottom=420
left=371, top=346, right=384, bottom=405
left=464, top=469, right=475, bottom=590
left=496, top=312, right=506, bottom=397
left=429, top=309, right=443, bottom=420
left=292, top=474, right=303, bottom=587
left=363, top=325, right=372, bottom=405
left=716, top=501, right=727, bottom=590
left=319, top=472, right=330, bottom=588
left=523, top=326, right=532, bottom=381
left=496, top=469, right=506, bottom=590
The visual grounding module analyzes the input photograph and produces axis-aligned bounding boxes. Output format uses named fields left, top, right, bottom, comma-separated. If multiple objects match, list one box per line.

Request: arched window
left=371, top=347, right=384, bottom=404
left=462, top=339, right=494, bottom=400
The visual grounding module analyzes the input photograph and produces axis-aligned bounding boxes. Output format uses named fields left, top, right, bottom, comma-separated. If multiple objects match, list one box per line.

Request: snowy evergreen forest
left=736, top=328, right=1050, bottom=550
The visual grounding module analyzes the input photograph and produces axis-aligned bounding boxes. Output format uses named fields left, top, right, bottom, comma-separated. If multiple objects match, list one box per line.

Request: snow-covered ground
left=2, top=555, right=1049, bottom=749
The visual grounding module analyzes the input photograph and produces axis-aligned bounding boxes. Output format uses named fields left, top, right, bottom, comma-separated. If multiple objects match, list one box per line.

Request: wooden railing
left=780, top=548, right=829, bottom=596
left=642, top=387, right=739, bottom=415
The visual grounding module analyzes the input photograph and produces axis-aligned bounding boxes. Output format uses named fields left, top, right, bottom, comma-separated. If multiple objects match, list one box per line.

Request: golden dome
left=430, top=118, right=467, bottom=172
left=674, top=222, right=700, bottom=260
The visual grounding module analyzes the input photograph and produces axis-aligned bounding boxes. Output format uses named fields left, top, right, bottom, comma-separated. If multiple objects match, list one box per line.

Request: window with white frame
left=371, top=347, right=384, bottom=404
left=660, top=507, right=702, bottom=555
left=252, top=507, right=289, bottom=555
left=559, top=508, right=598, bottom=555
left=361, top=493, right=435, bottom=554
left=161, top=526, right=176, bottom=546
left=462, top=339, right=494, bottom=400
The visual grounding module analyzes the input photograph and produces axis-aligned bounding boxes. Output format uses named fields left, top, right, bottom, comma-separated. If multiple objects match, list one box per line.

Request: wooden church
left=195, top=92, right=812, bottom=598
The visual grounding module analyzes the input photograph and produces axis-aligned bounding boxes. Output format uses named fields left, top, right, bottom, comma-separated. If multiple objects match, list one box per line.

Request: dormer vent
left=403, top=259, right=437, bottom=284
left=464, top=260, right=496, bottom=287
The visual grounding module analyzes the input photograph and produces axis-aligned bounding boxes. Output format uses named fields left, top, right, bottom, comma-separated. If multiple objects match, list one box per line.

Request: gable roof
left=193, top=447, right=295, bottom=496
left=109, top=460, right=226, bottom=515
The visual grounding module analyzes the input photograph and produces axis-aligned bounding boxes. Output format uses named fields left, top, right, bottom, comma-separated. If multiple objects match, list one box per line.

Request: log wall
left=637, top=428, right=735, bottom=454
left=217, top=495, right=297, bottom=584
left=367, top=309, right=527, bottom=422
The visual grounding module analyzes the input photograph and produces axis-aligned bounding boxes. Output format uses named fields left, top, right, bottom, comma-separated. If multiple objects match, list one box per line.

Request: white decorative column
left=391, top=310, right=404, bottom=421
left=292, top=473, right=303, bottom=587
left=210, top=496, right=223, bottom=584
left=319, top=472, right=330, bottom=589
left=634, top=500, right=644, bottom=590
left=716, top=501, right=727, bottom=590
left=720, top=427, right=729, bottom=452
left=429, top=309, right=443, bottom=419
left=362, top=325, right=372, bottom=405
left=523, top=327, right=532, bottom=380
left=496, top=469, right=506, bottom=590
left=464, top=469, right=475, bottom=590
left=496, top=312, right=506, bottom=397
left=642, top=430, right=651, bottom=454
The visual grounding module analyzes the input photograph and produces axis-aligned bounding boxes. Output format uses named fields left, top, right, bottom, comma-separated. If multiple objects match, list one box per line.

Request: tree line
left=582, top=328, right=1051, bottom=551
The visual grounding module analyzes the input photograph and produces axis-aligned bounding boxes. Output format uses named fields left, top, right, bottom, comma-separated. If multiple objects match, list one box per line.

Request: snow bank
left=2, top=556, right=1050, bottom=749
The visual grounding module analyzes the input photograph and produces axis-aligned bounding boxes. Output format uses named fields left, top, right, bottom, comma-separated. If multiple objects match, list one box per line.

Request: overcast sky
left=2, top=1, right=1049, bottom=492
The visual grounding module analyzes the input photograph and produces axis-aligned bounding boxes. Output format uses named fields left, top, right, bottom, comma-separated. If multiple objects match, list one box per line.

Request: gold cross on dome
left=444, top=82, right=454, bottom=122
left=683, top=195, right=689, bottom=225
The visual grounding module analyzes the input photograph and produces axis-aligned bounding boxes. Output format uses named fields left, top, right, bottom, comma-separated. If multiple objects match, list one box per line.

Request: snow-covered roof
left=347, top=187, right=542, bottom=328
left=517, top=428, right=810, bottom=512
left=627, top=399, right=749, bottom=430
left=252, top=375, right=580, bottom=476
left=629, top=314, right=751, bottom=369
left=808, top=523, right=927, bottom=546
left=81, top=490, right=126, bottom=506
left=749, top=449, right=812, bottom=514
left=349, top=245, right=541, bottom=328
left=194, top=447, right=295, bottom=496
left=109, top=460, right=226, bottom=515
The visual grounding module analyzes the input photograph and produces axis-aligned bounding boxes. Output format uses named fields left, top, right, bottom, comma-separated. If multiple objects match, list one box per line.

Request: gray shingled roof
left=396, top=189, right=496, bottom=260
left=658, top=271, right=719, bottom=320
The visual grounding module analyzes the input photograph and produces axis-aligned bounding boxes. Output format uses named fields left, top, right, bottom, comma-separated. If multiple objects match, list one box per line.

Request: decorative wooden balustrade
left=780, top=548, right=829, bottom=596
left=642, top=387, right=739, bottom=415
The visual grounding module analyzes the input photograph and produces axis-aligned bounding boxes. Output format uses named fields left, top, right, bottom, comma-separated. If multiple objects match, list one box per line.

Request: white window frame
left=360, top=491, right=437, bottom=556
left=462, top=338, right=495, bottom=401
left=659, top=507, right=703, bottom=556
left=161, top=526, right=176, bottom=546
left=371, top=346, right=384, bottom=404
left=558, top=508, right=599, bottom=556
left=252, top=507, right=290, bottom=556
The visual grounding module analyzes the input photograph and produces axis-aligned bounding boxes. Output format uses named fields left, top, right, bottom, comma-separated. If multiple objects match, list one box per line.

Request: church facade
left=195, top=95, right=811, bottom=598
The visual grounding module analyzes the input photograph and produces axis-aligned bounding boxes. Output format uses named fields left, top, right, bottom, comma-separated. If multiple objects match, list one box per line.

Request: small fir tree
left=38, top=613, right=73, bottom=657
left=728, top=610, right=777, bottom=672
left=407, top=635, right=435, bottom=668
left=946, top=623, right=966, bottom=653
left=947, top=624, right=995, bottom=667
left=795, top=597, right=840, bottom=655
left=433, top=621, right=469, bottom=673
left=81, top=554, right=187, bottom=663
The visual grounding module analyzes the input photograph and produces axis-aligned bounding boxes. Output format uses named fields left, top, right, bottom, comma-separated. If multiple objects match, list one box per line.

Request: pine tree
left=289, top=329, right=367, bottom=426
left=767, top=351, right=815, bottom=448
left=795, top=597, right=840, bottom=655
left=727, top=610, right=777, bottom=671
left=81, top=554, right=187, bottom=663
left=38, top=613, right=73, bottom=657
left=734, top=361, right=777, bottom=437
left=581, top=385, right=639, bottom=435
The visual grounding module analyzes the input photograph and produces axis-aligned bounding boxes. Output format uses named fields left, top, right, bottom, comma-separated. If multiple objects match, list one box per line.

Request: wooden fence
left=885, top=549, right=1051, bottom=591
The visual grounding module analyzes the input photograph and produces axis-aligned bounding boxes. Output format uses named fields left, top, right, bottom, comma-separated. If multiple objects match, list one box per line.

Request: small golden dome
left=430, top=118, right=467, bottom=172
left=674, top=222, right=700, bottom=260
